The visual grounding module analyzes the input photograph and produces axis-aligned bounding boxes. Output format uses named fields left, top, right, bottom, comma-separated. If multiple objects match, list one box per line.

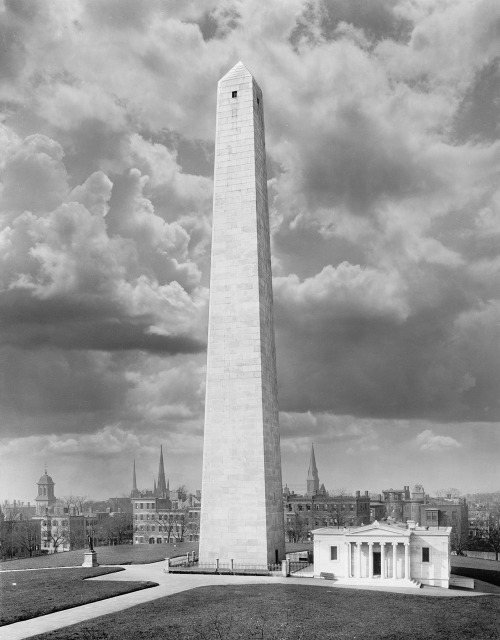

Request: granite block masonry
left=199, top=62, right=285, bottom=566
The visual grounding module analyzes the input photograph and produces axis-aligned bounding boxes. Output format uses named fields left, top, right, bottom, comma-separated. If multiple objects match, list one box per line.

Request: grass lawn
left=0, top=567, right=157, bottom=626
left=0, top=541, right=311, bottom=571
left=0, top=541, right=199, bottom=570
left=30, top=583, right=500, bottom=640
left=451, top=555, right=500, bottom=589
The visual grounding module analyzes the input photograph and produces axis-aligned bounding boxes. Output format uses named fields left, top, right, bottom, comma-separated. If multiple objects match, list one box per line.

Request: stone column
left=381, top=542, right=386, bottom=578
left=345, top=542, right=351, bottom=578
left=392, top=542, right=398, bottom=579
left=356, top=542, right=362, bottom=578
left=404, top=542, right=410, bottom=579
left=368, top=542, right=374, bottom=578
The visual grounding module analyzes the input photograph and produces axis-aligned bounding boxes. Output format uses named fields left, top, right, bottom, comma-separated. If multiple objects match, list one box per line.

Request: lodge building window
left=422, top=547, right=430, bottom=562
left=330, top=546, right=338, bottom=561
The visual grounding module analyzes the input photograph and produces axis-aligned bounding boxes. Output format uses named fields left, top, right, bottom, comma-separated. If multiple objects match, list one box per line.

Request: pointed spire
left=157, top=445, right=167, bottom=495
left=130, top=459, right=139, bottom=498
left=306, top=443, right=320, bottom=496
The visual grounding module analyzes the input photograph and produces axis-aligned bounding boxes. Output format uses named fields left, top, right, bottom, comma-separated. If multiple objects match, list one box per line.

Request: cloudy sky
left=1, top=0, right=499, bottom=503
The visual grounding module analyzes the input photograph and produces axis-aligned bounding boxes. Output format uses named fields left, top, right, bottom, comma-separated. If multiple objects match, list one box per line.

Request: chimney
left=356, top=491, right=360, bottom=498
left=364, top=491, right=369, bottom=497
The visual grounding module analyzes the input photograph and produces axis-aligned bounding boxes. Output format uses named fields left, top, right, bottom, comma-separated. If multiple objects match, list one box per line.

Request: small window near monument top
left=232, top=91, right=237, bottom=98
left=257, top=97, right=260, bottom=104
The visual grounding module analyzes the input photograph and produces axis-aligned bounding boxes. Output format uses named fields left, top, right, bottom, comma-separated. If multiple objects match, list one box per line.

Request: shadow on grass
left=0, top=567, right=158, bottom=626
left=451, top=565, right=500, bottom=588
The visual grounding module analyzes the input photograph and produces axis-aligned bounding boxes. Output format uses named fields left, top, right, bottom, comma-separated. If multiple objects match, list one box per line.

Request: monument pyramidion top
left=219, top=60, right=254, bottom=84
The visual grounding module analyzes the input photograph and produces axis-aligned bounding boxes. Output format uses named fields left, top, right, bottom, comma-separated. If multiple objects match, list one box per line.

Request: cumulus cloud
left=415, top=429, right=463, bottom=452
left=1, top=0, right=499, bottom=499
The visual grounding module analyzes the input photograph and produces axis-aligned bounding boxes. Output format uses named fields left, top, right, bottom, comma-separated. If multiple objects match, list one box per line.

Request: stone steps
left=318, top=575, right=422, bottom=589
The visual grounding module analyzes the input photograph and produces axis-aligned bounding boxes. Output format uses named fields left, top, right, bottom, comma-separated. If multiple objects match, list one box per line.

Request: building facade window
left=422, top=547, right=430, bottom=562
left=330, top=546, right=338, bottom=561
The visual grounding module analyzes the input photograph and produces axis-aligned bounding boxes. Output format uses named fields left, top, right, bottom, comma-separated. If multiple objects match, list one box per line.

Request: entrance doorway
left=373, top=551, right=381, bottom=576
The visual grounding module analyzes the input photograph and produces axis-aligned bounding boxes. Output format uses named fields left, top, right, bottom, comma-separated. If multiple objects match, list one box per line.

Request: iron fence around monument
left=168, top=558, right=282, bottom=575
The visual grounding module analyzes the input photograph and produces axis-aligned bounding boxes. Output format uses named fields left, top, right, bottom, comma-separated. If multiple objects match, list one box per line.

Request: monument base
left=82, top=551, right=98, bottom=567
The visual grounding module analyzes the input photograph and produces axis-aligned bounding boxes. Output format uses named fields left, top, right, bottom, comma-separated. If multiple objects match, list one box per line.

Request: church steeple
left=306, top=443, right=320, bottom=496
left=157, top=445, right=167, bottom=496
left=131, top=459, right=139, bottom=498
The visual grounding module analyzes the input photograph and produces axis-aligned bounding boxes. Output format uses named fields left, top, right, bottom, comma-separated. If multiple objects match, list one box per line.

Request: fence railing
left=289, top=561, right=314, bottom=575
left=165, top=555, right=315, bottom=577
left=165, top=555, right=285, bottom=575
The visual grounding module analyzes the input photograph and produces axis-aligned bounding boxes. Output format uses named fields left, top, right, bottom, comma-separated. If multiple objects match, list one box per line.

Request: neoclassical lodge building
left=313, top=520, right=451, bottom=589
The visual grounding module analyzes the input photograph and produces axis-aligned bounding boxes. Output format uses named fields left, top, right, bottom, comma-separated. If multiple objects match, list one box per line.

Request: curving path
left=1, top=561, right=496, bottom=640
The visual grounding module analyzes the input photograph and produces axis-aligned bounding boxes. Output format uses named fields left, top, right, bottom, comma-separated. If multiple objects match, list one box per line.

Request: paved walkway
left=1, top=561, right=496, bottom=640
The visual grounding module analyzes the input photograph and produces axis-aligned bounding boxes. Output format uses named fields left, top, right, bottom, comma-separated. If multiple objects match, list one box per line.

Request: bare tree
left=103, top=513, right=133, bottom=545
left=285, top=514, right=308, bottom=543
left=58, top=495, right=88, bottom=513
left=151, top=508, right=176, bottom=542
left=450, top=528, right=468, bottom=556
left=483, top=512, right=500, bottom=561
left=186, top=512, right=200, bottom=541
left=0, top=519, right=16, bottom=558
left=323, top=493, right=354, bottom=529
left=1, top=500, right=23, bottom=521
left=44, top=519, right=70, bottom=552
left=14, top=520, right=41, bottom=557
left=173, top=507, right=191, bottom=542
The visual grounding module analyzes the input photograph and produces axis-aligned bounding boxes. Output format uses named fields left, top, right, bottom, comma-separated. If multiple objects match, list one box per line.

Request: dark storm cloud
left=62, top=119, right=128, bottom=188
left=0, top=291, right=206, bottom=354
left=0, top=21, right=27, bottom=81
left=454, top=57, right=500, bottom=143
left=274, top=263, right=500, bottom=423
left=297, top=105, right=437, bottom=214
left=290, top=0, right=412, bottom=49
left=0, top=345, right=131, bottom=435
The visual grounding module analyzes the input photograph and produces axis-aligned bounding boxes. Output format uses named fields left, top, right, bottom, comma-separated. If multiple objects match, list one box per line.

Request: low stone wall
left=466, top=551, right=499, bottom=562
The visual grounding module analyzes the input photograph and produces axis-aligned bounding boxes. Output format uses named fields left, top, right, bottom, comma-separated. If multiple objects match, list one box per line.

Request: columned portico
left=313, top=521, right=451, bottom=589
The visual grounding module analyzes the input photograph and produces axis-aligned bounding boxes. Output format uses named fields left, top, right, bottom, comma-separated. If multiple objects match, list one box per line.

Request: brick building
left=131, top=448, right=201, bottom=545
left=283, top=445, right=370, bottom=541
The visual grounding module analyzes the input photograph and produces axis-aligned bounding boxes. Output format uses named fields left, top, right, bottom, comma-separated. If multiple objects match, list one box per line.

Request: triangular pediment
left=349, top=521, right=409, bottom=537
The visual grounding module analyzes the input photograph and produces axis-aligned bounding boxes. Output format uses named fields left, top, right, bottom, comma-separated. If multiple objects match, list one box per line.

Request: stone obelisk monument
left=199, top=62, right=285, bottom=566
